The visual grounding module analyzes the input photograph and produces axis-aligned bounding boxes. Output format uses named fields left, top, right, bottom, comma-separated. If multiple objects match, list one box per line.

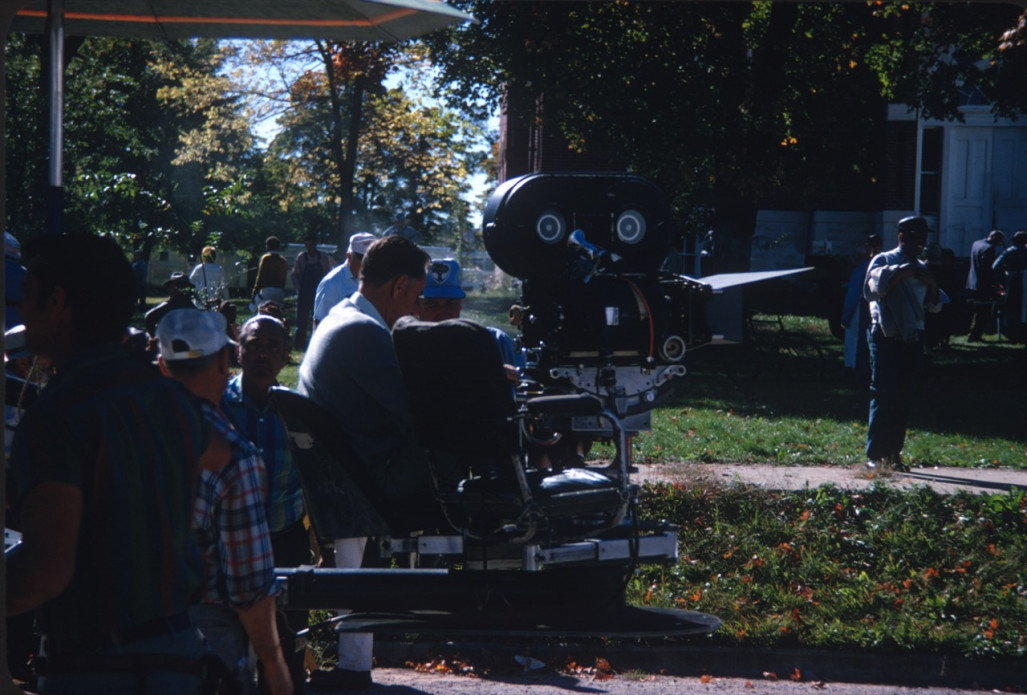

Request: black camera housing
left=484, top=172, right=712, bottom=430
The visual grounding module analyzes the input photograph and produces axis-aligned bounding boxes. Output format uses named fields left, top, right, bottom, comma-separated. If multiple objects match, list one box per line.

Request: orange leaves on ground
left=700, top=673, right=714, bottom=683
left=410, top=657, right=479, bottom=678
left=689, top=587, right=703, bottom=603
left=763, top=671, right=778, bottom=680
left=562, top=656, right=616, bottom=681
left=790, top=667, right=802, bottom=681
left=984, top=617, right=999, bottom=640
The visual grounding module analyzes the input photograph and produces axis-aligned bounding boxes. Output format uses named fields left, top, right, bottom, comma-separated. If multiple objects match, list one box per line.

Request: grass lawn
left=134, top=291, right=1027, bottom=659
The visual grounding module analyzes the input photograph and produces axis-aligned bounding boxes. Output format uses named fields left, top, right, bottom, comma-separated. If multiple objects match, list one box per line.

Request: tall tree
left=5, top=35, right=255, bottom=259
left=236, top=40, right=486, bottom=248
left=426, top=2, right=1024, bottom=270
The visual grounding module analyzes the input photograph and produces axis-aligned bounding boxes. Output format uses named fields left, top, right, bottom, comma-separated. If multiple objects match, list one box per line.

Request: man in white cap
left=311, top=232, right=377, bottom=331
left=156, top=309, right=292, bottom=695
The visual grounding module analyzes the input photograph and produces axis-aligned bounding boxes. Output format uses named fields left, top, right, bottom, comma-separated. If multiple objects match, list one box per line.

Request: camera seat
left=268, top=387, right=444, bottom=541
left=392, top=316, right=631, bottom=545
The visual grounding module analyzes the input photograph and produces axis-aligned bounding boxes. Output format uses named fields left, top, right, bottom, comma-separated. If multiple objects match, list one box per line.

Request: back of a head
left=359, top=235, right=429, bottom=286
left=202, top=245, right=216, bottom=263
left=1014, top=231, right=1027, bottom=248
left=987, top=230, right=1005, bottom=245
left=266, top=236, right=281, bottom=251
left=23, top=234, right=136, bottom=344
left=156, top=308, right=232, bottom=376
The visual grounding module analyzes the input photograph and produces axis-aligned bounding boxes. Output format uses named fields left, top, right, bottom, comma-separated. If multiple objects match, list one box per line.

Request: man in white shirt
left=311, top=232, right=376, bottom=331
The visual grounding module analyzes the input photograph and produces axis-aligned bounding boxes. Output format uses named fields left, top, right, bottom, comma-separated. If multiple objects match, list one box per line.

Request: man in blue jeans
left=7, top=235, right=217, bottom=695
left=863, top=216, right=943, bottom=472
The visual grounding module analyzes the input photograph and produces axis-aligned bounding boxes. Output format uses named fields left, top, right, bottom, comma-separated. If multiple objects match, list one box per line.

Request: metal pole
left=46, top=0, right=64, bottom=235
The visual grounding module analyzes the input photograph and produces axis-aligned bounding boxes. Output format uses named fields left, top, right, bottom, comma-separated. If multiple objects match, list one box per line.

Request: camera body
left=484, top=172, right=713, bottom=433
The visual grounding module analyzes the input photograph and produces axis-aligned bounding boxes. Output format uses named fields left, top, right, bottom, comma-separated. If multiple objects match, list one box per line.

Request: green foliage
left=233, top=40, right=487, bottom=248
left=426, top=2, right=1024, bottom=263
left=4, top=35, right=256, bottom=258
left=634, top=482, right=1027, bottom=657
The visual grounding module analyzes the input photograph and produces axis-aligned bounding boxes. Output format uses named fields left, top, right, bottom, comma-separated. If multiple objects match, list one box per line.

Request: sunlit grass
left=632, top=482, right=1027, bottom=658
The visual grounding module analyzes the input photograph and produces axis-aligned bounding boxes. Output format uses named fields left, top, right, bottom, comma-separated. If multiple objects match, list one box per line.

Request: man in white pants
left=297, top=236, right=431, bottom=691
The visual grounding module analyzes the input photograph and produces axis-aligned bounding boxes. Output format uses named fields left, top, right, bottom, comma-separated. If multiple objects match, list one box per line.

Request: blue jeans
left=866, top=329, right=925, bottom=462
left=189, top=602, right=254, bottom=694
left=38, top=626, right=207, bottom=695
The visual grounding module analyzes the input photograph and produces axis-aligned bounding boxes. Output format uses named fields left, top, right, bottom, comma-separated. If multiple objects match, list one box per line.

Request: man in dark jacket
left=966, top=229, right=1005, bottom=341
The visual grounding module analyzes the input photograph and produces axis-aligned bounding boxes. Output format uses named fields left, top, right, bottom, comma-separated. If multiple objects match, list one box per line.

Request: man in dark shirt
left=145, top=271, right=195, bottom=338
left=966, top=229, right=1005, bottom=341
left=8, top=234, right=222, bottom=695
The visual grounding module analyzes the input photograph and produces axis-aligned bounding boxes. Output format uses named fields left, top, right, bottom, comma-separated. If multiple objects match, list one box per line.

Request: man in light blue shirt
left=311, top=232, right=376, bottom=330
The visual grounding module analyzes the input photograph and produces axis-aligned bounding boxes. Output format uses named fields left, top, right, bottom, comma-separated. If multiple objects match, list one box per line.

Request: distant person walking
left=863, top=217, right=943, bottom=473
left=992, top=230, right=1027, bottom=346
left=252, top=236, right=289, bottom=312
left=383, top=212, right=423, bottom=244
left=291, top=235, right=332, bottom=349
left=965, top=230, right=1005, bottom=341
left=189, top=246, right=229, bottom=308
left=130, top=249, right=148, bottom=311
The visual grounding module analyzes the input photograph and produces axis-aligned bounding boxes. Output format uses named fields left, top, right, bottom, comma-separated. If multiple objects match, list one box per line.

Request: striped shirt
left=194, top=402, right=277, bottom=608
left=221, top=375, right=305, bottom=533
left=11, top=345, right=207, bottom=642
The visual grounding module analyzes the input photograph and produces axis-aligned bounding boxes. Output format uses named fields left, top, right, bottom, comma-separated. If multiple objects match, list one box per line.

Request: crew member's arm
left=6, top=481, right=82, bottom=615
left=220, top=448, right=291, bottom=694
left=253, top=256, right=267, bottom=299
left=236, top=595, right=292, bottom=695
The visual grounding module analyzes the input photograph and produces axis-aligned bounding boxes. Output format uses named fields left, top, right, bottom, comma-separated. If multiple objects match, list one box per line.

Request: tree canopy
left=425, top=2, right=1025, bottom=268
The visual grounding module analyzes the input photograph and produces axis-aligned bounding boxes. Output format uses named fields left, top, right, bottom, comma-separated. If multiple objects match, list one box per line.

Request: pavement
left=635, top=461, right=1027, bottom=495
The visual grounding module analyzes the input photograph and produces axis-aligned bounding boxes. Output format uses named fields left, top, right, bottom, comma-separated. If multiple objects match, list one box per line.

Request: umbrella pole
left=46, top=0, right=64, bottom=235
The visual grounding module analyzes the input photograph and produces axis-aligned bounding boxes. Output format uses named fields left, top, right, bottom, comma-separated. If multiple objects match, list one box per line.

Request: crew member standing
left=863, top=217, right=942, bottom=473
left=291, top=235, right=331, bottom=349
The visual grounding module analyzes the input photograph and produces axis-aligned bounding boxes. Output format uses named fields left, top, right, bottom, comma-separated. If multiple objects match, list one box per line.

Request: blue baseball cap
left=423, top=259, right=466, bottom=299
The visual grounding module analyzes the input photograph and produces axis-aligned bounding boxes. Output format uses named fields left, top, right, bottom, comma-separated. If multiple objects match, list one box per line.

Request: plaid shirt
left=221, top=375, right=305, bottom=533
left=194, top=402, right=277, bottom=609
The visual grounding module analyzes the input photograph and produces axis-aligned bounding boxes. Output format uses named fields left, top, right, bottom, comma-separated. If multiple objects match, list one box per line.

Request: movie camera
left=273, top=172, right=723, bottom=639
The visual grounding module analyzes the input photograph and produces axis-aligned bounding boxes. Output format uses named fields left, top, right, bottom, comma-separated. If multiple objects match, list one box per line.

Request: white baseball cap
left=155, top=309, right=235, bottom=361
left=348, top=232, right=377, bottom=255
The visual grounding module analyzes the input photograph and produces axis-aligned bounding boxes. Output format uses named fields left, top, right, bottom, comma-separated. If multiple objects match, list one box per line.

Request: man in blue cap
left=416, top=258, right=523, bottom=370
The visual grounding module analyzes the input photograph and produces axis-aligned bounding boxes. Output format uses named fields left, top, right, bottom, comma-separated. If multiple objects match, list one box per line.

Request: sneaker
left=865, top=460, right=879, bottom=471
left=308, top=668, right=373, bottom=691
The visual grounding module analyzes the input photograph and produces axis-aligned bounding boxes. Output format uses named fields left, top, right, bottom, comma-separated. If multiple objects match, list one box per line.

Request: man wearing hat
left=863, top=216, right=943, bottom=473
left=145, top=271, right=196, bottom=339
left=312, top=232, right=376, bottom=329
left=157, top=309, right=292, bottom=695
left=416, top=258, right=524, bottom=370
